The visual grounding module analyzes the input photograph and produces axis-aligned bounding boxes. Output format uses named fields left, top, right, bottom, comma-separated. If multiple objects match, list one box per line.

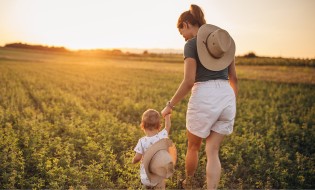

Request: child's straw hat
left=143, top=138, right=177, bottom=184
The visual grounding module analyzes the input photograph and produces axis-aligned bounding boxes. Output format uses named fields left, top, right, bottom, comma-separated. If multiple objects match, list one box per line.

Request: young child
left=132, top=109, right=171, bottom=189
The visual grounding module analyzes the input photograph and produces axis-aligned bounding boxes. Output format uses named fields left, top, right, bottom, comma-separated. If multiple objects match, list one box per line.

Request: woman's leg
left=186, top=130, right=202, bottom=177
left=205, top=131, right=225, bottom=190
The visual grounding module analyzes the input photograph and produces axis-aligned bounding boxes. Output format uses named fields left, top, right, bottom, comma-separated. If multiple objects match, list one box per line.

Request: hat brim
left=197, top=24, right=236, bottom=71
left=143, top=138, right=177, bottom=184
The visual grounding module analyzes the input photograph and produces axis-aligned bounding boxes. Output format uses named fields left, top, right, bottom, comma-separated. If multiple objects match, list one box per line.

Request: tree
left=244, top=52, right=257, bottom=58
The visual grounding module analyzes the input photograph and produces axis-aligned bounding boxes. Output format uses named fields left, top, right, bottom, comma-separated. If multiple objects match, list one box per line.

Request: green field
left=0, top=47, right=314, bottom=189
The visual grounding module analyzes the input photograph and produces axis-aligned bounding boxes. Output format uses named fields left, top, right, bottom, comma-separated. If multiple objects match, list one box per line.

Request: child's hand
left=164, top=114, right=171, bottom=134
left=132, top=153, right=142, bottom=164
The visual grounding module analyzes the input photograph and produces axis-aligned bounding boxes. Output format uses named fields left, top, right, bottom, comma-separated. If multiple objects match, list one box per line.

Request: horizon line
left=1, top=42, right=314, bottom=59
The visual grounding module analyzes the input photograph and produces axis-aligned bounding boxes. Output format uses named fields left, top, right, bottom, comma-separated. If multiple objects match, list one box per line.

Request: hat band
left=203, top=32, right=220, bottom=59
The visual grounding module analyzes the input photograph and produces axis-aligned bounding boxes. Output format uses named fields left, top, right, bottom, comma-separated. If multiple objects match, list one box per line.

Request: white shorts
left=186, top=80, right=236, bottom=138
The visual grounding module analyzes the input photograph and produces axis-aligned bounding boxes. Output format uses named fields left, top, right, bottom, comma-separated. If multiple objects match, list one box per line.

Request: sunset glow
left=1, top=0, right=314, bottom=58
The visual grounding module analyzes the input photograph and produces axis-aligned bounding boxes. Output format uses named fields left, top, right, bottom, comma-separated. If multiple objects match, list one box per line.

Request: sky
left=0, top=0, right=314, bottom=58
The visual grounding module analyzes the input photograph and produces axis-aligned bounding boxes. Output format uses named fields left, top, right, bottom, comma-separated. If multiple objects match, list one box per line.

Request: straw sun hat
left=197, top=24, right=236, bottom=71
left=143, top=138, right=177, bottom=184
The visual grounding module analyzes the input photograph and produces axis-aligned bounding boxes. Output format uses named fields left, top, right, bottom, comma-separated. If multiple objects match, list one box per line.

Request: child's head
left=141, top=109, right=161, bottom=131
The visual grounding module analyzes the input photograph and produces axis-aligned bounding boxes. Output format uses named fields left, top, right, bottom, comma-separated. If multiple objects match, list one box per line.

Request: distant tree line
left=4, top=43, right=68, bottom=52
left=76, top=49, right=123, bottom=55
left=243, top=51, right=258, bottom=58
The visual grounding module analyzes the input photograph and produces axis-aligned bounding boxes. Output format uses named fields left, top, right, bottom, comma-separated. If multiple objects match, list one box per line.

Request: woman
left=161, top=4, right=238, bottom=189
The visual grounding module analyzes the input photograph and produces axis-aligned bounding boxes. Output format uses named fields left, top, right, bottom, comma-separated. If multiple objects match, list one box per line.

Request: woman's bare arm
left=228, top=58, right=238, bottom=97
left=161, top=58, right=196, bottom=117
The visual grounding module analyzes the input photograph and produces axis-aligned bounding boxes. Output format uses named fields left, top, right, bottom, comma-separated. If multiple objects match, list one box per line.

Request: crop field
left=0, top=47, right=314, bottom=189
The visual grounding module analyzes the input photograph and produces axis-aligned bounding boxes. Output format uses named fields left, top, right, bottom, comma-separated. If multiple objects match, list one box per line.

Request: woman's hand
left=161, top=106, right=172, bottom=118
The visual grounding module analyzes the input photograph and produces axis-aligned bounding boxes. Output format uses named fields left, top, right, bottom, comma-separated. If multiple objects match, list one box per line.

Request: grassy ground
left=0, top=47, right=314, bottom=189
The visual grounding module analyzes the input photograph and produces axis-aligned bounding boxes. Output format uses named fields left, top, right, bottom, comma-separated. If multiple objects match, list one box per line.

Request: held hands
left=162, top=101, right=174, bottom=134
left=161, top=106, right=172, bottom=118
left=161, top=101, right=174, bottom=118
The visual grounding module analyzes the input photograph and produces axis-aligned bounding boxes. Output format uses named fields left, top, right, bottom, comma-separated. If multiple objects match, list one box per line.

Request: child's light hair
left=141, top=109, right=161, bottom=131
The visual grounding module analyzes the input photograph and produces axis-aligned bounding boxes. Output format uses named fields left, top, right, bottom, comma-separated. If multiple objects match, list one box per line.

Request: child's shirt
left=134, top=128, right=168, bottom=186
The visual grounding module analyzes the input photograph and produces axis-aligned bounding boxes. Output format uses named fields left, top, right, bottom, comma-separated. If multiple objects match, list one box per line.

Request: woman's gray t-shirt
left=184, top=37, right=228, bottom=82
